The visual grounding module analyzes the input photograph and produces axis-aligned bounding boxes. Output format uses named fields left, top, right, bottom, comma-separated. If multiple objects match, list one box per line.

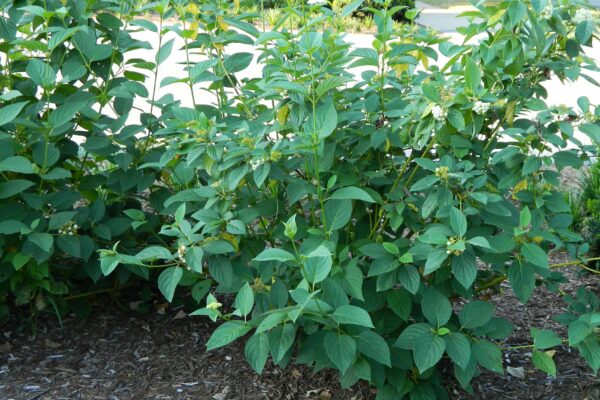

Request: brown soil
left=1, top=259, right=599, bottom=400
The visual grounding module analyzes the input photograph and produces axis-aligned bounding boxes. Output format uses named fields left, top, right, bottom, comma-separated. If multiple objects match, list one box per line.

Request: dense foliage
left=568, top=159, right=600, bottom=263
left=1, top=0, right=600, bottom=398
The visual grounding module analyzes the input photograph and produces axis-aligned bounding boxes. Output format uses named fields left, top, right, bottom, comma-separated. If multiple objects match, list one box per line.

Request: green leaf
left=303, top=251, right=332, bottom=284
left=452, top=249, right=477, bottom=289
left=245, top=333, right=269, bottom=374
left=387, top=289, right=412, bottom=320
left=316, top=76, right=352, bottom=97
left=356, top=330, right=391, bottom=367
left=465, top=57, right=481, bottom=91
left=157, top=267, right=183, bottom=302
left=312, top=100, right=337, bottom=138
left=28, top=232, right=53, bottom=252
left=410, top=176, right=439, bottom=192
left=340, top=0, right=364, bottom=17
left=224, top=52, right=253, bottom=73
left=0, top=102, right=28, bottom=126
left=26, top=59, right=56, bottom=88
left=0, top=179, right=34, bottom=199
left=424, top=247, right=449, bottom=275
left=135, top=246, right=172, bottom=261
left=156, top=38, right=175, bottom=65
left=507, top=0, right=527, bottom=28
left=233, top=282, right=254, bottom=317
left=332, top=305, right=374, bottom=328
left=399, top=265, right=420, bottom=294
left=395, top=323, right=432, bottom=350
left=580, top=124, right=600, bottom=144
left=444, top=333, right=471, bottom=370
left=256, top=312, right=288, bottom=334
left=100, top=255, right=120, bottom=275
left=521, top=243, right=548, bottom=269
left=206, top=321, right=252, bottom=351
left=324, top=199, right=352, bottom=231
left=576, top=20, right=594, bottom=44
left=533, top=350, right=556, bottom=377
left=473, top=341, right=503, bottom=373
left=269, top=323, right=296, bottom=363
left=324, top=332, right=356, bottom=374
left=254, top=248, right=296, bottom=263
left=568, top=320, right=593, bottom=346
left=329, top=187, right=375, bottom=203
left=421, top=287, right=452, bottom=326
left=253, top=163, right=270, bottom=188
left=448, top=109, right=466, bottom=131
left=0, top=220, right=27, bottom=234
left=508, top=262, right=535, bottom=302
left=531, top=328, right=562, bottom=350
left=0, top=156, right=34, bottom=174
left=413, top=332, right=446, bottom=373
left=522, top=156, right=541, bottom=175
left=520, top=207, right=531, bottom=227
left=450, top=207, right=467, bottom=237
left=459, top=301, right=494, bottom=329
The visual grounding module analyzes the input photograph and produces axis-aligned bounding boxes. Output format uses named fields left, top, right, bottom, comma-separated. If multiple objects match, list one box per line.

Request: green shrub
left=568, top=158, right=600, bottom=263
left=3, top=0, right=600, bottom=397
left=101, top=0, right=600, bottom=396
left=0, top=0, right=170, bottom=321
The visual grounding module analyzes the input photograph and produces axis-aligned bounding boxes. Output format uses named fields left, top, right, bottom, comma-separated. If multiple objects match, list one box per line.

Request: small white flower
left=446, top=249, right=452, bottom=254
left=249, top=159, right=262, bottom=171
left=432, top=105, right=448, bottom=122
left=473, top=101, right=490, bottom=115
left=540, top=3, right=553, bottom=20
left=178, top=244, right=187, bottom=261
left=573, top=8, right=593, bottom=24
left=308, top=0, right=326, bottom=6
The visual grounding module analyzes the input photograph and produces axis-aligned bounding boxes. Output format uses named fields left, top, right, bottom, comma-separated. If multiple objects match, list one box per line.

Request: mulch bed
left=2, top=259, right=600, bottom=400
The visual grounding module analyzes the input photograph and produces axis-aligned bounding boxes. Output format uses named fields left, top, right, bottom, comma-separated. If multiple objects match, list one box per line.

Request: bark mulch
left=1, top=260, right=600, bottom=400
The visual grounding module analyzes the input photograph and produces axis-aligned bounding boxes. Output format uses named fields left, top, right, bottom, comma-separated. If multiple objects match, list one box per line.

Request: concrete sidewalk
left=415, top=1, right=478, bottom=33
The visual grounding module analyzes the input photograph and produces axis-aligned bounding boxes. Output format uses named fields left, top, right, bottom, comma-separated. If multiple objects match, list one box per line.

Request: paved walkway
left=416, top=1, right=479, bottom=32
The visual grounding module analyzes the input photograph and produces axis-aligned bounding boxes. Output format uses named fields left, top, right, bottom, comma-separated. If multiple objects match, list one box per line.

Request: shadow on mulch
left=1, top=262, right=600, bottom=400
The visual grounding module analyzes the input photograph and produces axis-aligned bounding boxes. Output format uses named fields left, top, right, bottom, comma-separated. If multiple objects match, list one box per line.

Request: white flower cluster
left=178, top=244, right=187, bottom=264
left=58, top=221, right=78, bottom=236
left=473, top=101, right=490, bottom=115
left=206, top=300, right=223, bottom=310
left=582, top=111, right=597, bottom=124
left=250, top=158, right=263, bottom=171
left=307, top=0, right=326, bottom=5
left=573, top=8, right=593, bottom=24
left=432, top=105, right=448, bottom=122
left=540, top=3, right=553, bottom=20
